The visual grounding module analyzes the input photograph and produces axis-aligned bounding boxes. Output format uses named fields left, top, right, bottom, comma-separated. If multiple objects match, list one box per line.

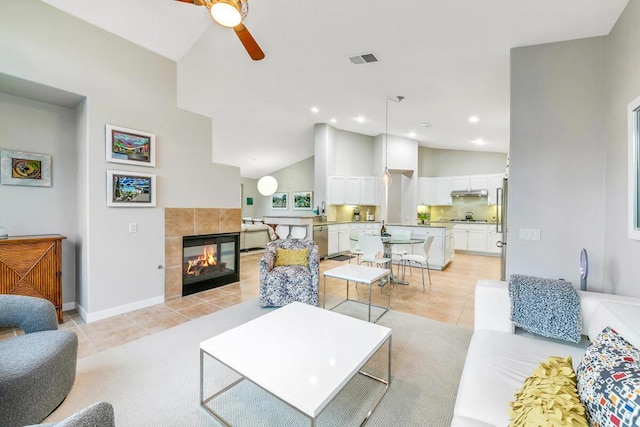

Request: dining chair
left=390, top=229, right=411, bottom=276
left=348, top=230, right=364, bottom=264
left=358, top=235, right=391, bottom=268
left=399, top=236, right=434, bottom=292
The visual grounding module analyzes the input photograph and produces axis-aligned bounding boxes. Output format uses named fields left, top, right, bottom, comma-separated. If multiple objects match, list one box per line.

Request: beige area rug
left=45, top=299, right=472, bottom=426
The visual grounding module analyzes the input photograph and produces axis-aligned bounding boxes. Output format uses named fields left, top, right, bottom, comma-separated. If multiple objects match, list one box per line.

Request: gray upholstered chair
left=35, top=401, right=116, bottom=427
left=0, top=295, right=78, bottom=427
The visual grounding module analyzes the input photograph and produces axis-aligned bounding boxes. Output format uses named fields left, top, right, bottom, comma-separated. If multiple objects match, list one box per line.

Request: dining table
left=351, top=234, right=424, bottom=286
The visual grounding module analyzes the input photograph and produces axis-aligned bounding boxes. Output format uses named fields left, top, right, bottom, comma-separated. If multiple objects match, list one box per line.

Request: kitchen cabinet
left=349, top=222, right=380, bottom=251
left=328, top=223, right=350, bottom=256
left=454, top=224, right=489, bottom=253
left=453, top=175, right=488, bottom=191
left=329, top=176, right=376, bottom=205
left=0, top=234, right=66, bottom=323
left=433, top=177, right=452, bottom=206
left=419, top=177, right=435, bottom=205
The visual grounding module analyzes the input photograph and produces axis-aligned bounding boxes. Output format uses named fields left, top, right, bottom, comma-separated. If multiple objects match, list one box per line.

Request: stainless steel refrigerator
left=496, top=177, right=508, bottom=280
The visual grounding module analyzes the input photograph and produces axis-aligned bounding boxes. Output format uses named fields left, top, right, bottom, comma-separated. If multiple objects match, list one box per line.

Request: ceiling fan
left=175, top=0, right=265, bottom=61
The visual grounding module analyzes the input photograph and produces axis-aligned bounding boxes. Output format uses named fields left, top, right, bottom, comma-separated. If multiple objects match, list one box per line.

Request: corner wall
left=509, top=37, right=607, bottom=289
left=0, top=1, right=240, bottom=319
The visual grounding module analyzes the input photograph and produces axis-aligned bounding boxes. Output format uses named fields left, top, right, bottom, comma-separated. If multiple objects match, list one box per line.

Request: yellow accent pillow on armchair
left=274, top=248, right=309, bottom=267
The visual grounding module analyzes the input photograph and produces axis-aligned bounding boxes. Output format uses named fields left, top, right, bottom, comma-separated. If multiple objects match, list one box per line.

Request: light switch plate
left=519, top=228, right=541, bottom=240
left=129, top=223, right=137, bottom=233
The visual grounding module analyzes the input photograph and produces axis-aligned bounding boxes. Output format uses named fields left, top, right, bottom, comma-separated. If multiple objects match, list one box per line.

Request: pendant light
left=383, top=95, right=404, bottom=185
left=257, top=175, right=278, bottom=196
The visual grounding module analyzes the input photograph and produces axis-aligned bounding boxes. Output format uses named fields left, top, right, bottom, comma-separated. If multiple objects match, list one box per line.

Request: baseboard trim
left=76, top=295, right=165, bottom=323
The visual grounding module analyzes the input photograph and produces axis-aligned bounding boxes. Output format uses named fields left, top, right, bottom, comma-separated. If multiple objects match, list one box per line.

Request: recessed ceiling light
left=409, top=132, right=416, bottom=137
left=418, top=122, right=432, bottom=128
left=471, top=138, right=486, bottom=146
left=330, top=118, right=337, bottom=123
left=311, top=107, right=319, bottom=113
left=468, top=116, right=480, bottom=123
left=355, top=116, right=365, bottom=123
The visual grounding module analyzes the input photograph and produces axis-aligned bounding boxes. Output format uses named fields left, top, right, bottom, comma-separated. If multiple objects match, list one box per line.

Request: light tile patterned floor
left=0, top=250, right=500, bottom=359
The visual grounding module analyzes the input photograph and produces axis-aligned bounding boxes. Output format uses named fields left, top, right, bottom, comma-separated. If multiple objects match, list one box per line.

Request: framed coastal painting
left=292, top=191, right=312, bottom=210
left=107, top=170, right=156, bottom=207
left=105, top=124, right=155, bottom=167
left=0, top=150, right=52, bottom=187
left=272, top=192, right=288, bottom=209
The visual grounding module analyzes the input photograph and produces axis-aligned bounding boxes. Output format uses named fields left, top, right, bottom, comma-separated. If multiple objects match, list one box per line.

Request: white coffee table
left=200, top=302, right=392, bottom=426
left=323, top=264, right=392, bottom=323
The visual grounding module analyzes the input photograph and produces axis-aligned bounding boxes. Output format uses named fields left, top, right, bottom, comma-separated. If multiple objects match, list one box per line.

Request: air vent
left=349, top=53, right=379, bottom=65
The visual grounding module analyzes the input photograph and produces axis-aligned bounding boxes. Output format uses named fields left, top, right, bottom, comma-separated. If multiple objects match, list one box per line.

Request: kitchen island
left=385, top=223, right=454, bottom=270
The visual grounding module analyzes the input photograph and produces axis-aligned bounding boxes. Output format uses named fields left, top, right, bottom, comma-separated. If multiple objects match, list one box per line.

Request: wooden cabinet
left=328, top=176, right=346, bottom=205
left=0, top=235, right=66, bottom=322
left=433, top=177, right=453, bottom=206
left=419, top=177, right=435, bottom=205
left=454, top=224, right=490, bottom=253
left=328, top=224, right=350, bottom=256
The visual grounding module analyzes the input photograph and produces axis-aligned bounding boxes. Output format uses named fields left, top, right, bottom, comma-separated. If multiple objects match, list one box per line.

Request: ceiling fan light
left=210, top=0, right=242, bottom=27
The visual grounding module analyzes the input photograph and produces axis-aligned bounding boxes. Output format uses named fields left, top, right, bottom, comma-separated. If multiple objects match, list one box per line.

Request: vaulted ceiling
left=42, top=0, right=629, bottom=178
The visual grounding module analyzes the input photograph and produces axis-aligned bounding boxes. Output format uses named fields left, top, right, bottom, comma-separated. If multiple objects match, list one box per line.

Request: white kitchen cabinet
left=469, top=175, right=488, bottom=190
left=433, top=177, right=452, bottom=206
left=451, top=176, right=470, bottom=192
left=329, top=176, right=376, bottom=205
left=419, top=177, right=435, bottom=205
left=487, top=174, right=504, bottom=205
left=360, top=176, right=376, bottom=205
left=454, top=223, right=489, bottom=253
left=328, top=176, right=346, bottom=205
left=328, top=223, right=351, bottom=256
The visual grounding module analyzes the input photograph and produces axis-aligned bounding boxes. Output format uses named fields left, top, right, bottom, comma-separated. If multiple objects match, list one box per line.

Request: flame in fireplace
left=185, top=245, right=217, bottom=276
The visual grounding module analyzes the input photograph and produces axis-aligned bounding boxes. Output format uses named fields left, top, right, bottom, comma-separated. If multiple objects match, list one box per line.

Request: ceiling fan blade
left=234, top=24, right=265, bottom=61
left=174, top=0, right=206, bottom=5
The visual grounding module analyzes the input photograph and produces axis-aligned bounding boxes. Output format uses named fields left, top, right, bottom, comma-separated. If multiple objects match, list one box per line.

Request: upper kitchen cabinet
left=328, top=175, right=376, bottom=205
left=433, top=177, right=453, bottom=206
left=486, top=174, right=504, bottom=205
left=419, top=177, right=435, bottom=205
left=452, top=175, right=488, bottom=191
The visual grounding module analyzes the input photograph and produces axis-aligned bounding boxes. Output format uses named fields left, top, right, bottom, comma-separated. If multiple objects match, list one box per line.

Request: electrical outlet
left=129, top=223, right=137, bottom=233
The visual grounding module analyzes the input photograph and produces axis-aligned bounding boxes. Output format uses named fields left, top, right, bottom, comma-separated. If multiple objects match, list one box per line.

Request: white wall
left=604, top=0, right=640, bottom=296
left=1, top=1, right=240, bottom=319
left=419, top=147, right=508, bottom=177
left=509, top=37, right=607, bottom=289
left=0, top=92, right=79, bottom=307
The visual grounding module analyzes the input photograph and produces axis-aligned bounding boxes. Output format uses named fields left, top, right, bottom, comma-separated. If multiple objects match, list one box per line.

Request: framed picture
left=292, top=191, right=312, bottom=210
left=0, top=150, right=52, bottom=187
left=271, top=192, right=288, bottom=209
left=107, top=170, right=156, bottom=207
left=105, top=124, right=155, bottom=167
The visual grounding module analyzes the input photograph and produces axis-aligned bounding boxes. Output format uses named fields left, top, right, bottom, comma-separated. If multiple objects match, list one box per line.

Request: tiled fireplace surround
left=164, top=208, right=242, bottom=301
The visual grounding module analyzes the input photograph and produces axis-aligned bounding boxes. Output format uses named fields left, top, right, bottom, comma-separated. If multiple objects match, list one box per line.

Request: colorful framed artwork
left=0, top=150, right=52, bottom=187
left=271, top=192, right=288, bottom=209
left=292, top=191, right=312, bottom=210
left=105, top=124, right=155, bottom=167
left=107, top=170, right=156, bottom=207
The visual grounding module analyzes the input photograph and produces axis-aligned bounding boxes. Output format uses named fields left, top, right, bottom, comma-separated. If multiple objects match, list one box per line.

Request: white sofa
left=452, top=279, right=640, bottom=427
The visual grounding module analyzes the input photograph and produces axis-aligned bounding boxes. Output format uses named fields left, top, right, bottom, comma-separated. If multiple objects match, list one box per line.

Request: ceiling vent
left=349, top=53, right=379, bottom=65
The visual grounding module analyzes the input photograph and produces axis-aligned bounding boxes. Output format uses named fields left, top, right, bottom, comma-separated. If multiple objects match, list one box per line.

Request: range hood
left=451, top=189, right=489, bottom=197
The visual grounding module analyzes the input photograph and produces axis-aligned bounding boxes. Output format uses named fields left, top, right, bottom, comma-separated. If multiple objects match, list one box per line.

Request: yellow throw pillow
left=274, top=248, right=309, bottom=267
left=509, top=355, right=588, bottom=427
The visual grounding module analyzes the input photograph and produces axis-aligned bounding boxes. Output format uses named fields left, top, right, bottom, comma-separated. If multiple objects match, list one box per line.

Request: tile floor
left=0, top=250, right=500, bottom=360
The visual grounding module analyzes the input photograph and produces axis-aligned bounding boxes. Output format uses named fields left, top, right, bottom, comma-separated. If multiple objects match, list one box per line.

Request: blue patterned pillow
left=576, top=327, right=640, bottom=426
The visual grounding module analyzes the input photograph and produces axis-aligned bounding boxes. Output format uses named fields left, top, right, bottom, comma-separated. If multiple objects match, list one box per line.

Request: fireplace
left=182, top=232, right=240, bottom=296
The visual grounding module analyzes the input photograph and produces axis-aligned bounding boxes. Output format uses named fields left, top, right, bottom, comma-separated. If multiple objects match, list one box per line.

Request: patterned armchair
left=259, top=239, right=320, bottom=307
